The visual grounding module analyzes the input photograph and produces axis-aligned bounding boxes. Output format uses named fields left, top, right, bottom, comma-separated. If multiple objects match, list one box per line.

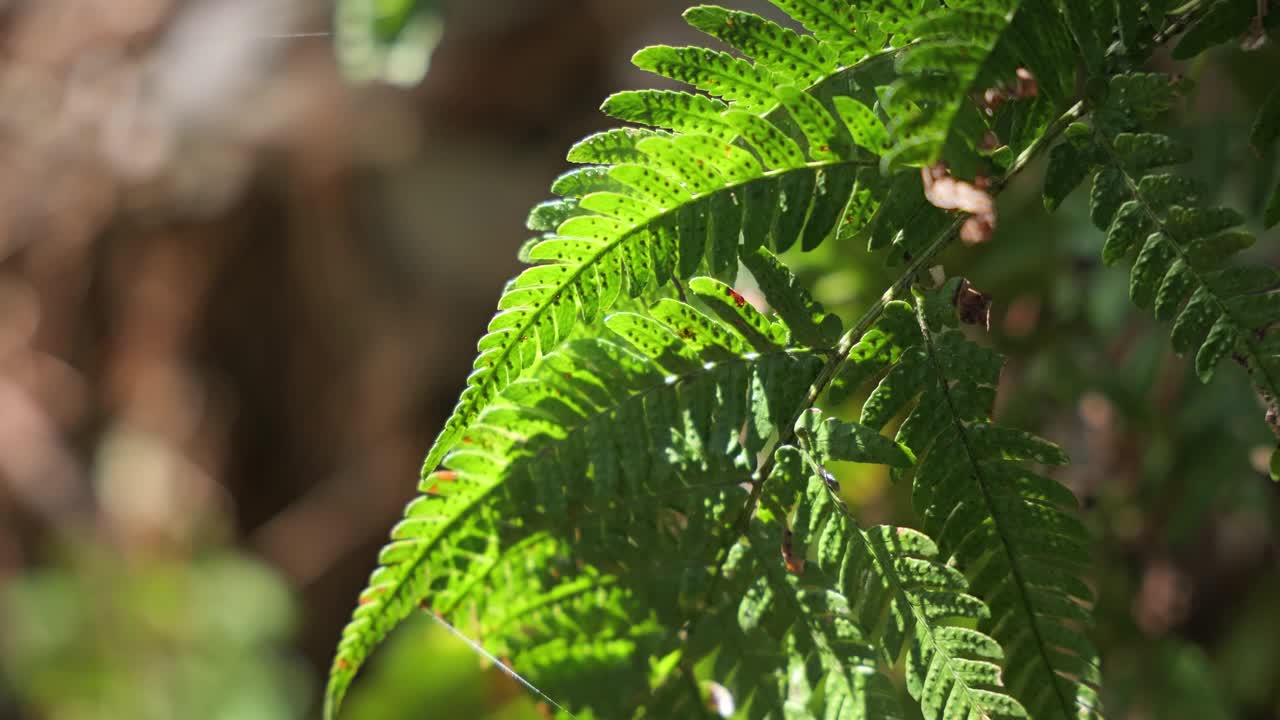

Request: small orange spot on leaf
left=782, top=527, right=805, bottom=575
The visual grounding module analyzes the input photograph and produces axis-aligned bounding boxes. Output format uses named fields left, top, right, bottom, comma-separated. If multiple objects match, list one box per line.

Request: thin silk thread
left=428, top=611, right=579, bottom=719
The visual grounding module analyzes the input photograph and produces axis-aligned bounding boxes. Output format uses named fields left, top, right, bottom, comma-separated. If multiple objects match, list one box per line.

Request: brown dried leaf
left=921, top=163, right=997, bottom=245
left=953, top=278, right=992, bottom=332
left=1015, top=68, right=1038, bottom=99
left=781, top=526, right=805, bottom=575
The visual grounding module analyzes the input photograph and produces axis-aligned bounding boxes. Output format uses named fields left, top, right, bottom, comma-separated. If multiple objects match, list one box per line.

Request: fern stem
left=1151, top=0, right=1215, bottom=47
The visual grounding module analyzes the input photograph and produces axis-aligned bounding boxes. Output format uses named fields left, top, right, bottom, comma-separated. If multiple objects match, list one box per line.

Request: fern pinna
left=328, top=1, right=1280, bottom=717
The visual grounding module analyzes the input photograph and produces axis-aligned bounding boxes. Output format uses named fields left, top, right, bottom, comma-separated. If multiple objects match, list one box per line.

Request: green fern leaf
left=742, top=248, right=843, bottom=347
left=1086, top=74, right=1280, bottom=393
left=602, top=90, right=737, bottom=140
left=565, top=127, right=670, bottom=165
left=686, top=445, right=908, bottom=717
left=1090, top=166, right=1127, bottom=230
left=762, top=0, right=860, bottom=49
left=794, top=408, right=915, bottom=467
left=1002, top=2, right=1078, bottom=104
left=429, top=533, right=668, bottom=717
left=632, top=46, right=781, bottom=114
left=411, top=34, right=893, bottom=510
left=526, top=198, right=588, bottom=233
left=550, top=166, right=627, bottom=198
left=1059, top=0, right=1105, bottom=69
left=683, top=5, right=838, bottom=88
left=474, top=554, right=657, bottom=714
left=1101, top=200, right=1151, bottom=265
left=883, top=2, right=1018, bottom=168
left=1113, top=132, right=1193, bottom=172
left=706, top=527, right=907, bottom=718
left=777, top=83, right=852, bottom=161
left=828, top=299, right=921, bottom=403
left=885, top=0, right=1104, bottom=171
left=327, top=296, right=835, bottom=716
left=1043, top=136, right=1093, bottom=211
left=758, top=428, right=1031, bottom=720
left=841, top=281, right=1102, bottom=720
left=688, top=276, right=787, bottom=352
left=832, top=96, right=891, bottom=154
left=326, top=6, right=1214, bottom=718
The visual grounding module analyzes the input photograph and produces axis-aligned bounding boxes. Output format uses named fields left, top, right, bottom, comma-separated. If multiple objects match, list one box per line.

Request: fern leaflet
left=1045, top=72, right=1280, bottom=437
left=830, top=285, right=1102, bottom=719
left=327, top=292, right=831, bottom=715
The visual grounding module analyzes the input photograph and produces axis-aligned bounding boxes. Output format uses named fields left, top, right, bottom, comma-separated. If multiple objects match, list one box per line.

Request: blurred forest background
left=0, top=1, right=1277, bottom=718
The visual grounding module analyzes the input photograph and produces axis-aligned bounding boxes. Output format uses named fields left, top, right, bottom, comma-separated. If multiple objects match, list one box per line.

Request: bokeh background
left=0, top=1, right=1277, bottom=718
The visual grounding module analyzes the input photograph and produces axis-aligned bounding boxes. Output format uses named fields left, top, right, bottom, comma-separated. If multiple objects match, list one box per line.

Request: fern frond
left=692, top=467, right=909, bottom=718
left=327, top=294, right=833, bottom=716
left=761, top=0, right=887, bottom=60
left=412, top=1, right=906, bottom=498
left=632, top=46, right=781, bottom=114
left=794, top=411, right=1031, bottom=719
left=832, top=286, right=1102, bottom=719
left=463, top=537, right=662, bottom=716
left=712, top=522, right=910, bottom=719
left=882, top=0, right=1078, bottom=171
left=1045, top=72, right=1280, bottom=425
left=700, top=429, right=1026, bottom=720
left=683, top=5, right=839, bottom=87
left=321, top=0, right=1275, bottom=716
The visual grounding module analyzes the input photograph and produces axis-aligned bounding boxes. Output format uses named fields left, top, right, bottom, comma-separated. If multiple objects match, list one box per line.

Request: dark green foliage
left=1171, top=0, right=1255, bottom=60
left=1267, top=182, right=1280, bottom=230
left=707, top=440, right=1027, bottom=720
left=850, top=286, right=1101, bottom=719
left=886, top=0, right=1084, bottom=173
left=1250, top=85, right=1280, bottom=152
left=328, top=2, right=1279, bottom=718
left=328, top=294, right=831, bottom=715
left=1254, top=85, right=1280, bottom=229
left=1043, top=73, right=1280, bottom=409
left=1043, top=133, right=1094, bottom=211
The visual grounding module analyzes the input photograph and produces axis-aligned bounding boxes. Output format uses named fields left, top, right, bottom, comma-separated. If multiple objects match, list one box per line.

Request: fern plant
left=326, top=1, right=1280, bottom=717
